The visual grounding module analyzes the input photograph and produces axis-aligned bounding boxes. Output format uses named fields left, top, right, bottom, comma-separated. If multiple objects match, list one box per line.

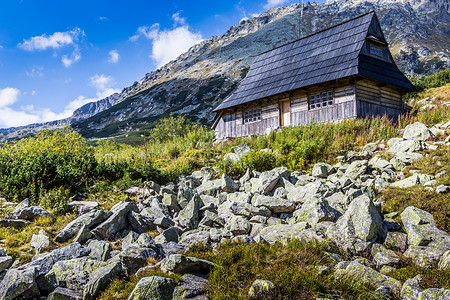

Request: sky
left=0, top=0, right=325, bottom=128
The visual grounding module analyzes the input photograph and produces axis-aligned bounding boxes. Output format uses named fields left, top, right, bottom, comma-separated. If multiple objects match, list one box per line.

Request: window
left=370, top=44, right=383, bottom=57
left=244, top=108, right=261, bottom=123
left=309, top=90, right=333, bottom=110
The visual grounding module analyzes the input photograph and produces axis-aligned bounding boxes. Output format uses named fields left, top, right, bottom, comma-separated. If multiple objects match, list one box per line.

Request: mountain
left=1, top=0, right=449, bottom=140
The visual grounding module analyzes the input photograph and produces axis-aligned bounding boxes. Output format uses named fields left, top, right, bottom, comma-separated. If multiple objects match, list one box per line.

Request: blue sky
left=0, top=0, right=325, bottom=128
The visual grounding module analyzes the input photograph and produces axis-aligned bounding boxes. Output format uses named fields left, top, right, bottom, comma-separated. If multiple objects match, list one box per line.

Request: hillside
left=0, top=0, right=448, bottom=141
left=0, top=83, right=448, bottom=299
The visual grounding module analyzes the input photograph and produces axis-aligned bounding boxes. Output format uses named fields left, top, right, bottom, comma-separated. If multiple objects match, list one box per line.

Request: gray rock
left=155, top=227, right=179, bottom=244
left=388, top=139, right=426, bottom=153
left=160, top=254, right=215, bottom=275
left=73, top=224, right=94, bottom=245
left=384, top=231, right=408, bottom=252
left=87, top=240, right=112, bottom=261
left=258, top=222, right=312, bottom=245
left=30, top=230, right=49, bottom=255
left=92, top=201, right=139, bottom=240
left=369, top=156, right=393, bottom=171
left=401, top=275, right=422, bottom=300
left=180, top=230, right=210, bottom=247
left=344, top=160, right=368, bottom=181
left=128, top=276, right=175, bottom=300
left=220, top=174, right=239, bottom=193
left=26, top=242, right=90, bottom=277
left=229, top=216, right=251, bottom=235
left=67, top=201, right=99, bottom=215
left=403, top=122, right=432, bottom=141
left=122, top=231, right=140, bottom=250
left=436, top=184, right=450, bottom=194
left=162, top=193, right=180, bottom=211
left=404, top=245, right=448, bottom=268
left=0, top=256, right=13, bottom=273
left=391, top=173, right=434, bottom=188
left=47, top=287, right=82, bottom=300
left=334, top=261, right=401, bottom=296
left=248, top=279, right=275, bottom=298
left=293, top=197, right=338, bottom=225
left=8, top=205, right=50, bottom=221
left=177, top=194, right=202, bottom=230
left=252, top=194, right=295, bottom=214
left=312, top=162, right=332, bottom=178
left=326, top=195, right=385, bottom=252
left=128, top=211, right=154, bottom=234
left=56, top=209, right=111, bottom=243
left=0, top=219, right=31, bottom=229
left=363, top=142, right=378, bottom=154
left=83, top=257, right=123, bottom=300
left=438, top=250, right=450, bottom=270
left=172, top=274, right=207, bottom=300
left=230, top=201, right=271, bottom=218
left=251, top=167, right=290, bottom=195
left=0, top=267, right=39, bottom=300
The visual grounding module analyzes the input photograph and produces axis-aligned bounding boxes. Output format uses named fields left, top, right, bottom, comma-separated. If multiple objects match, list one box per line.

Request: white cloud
left=61, top=48, right=81, bottom=67
left=90, top=74, right=120, bottom=99
left=99, top=16, right=108, bottom=21
left=65, top=95, right=97, bottom=112
left=108, top=50, right=119, bottom=63
left=31, top=90, right=37, bottom=96
left=0, top=87, right=20, bottom=108
left=18, top=28, right=83, bottom=51
left=131, top=12, right=203, bottom=68
left=263, top=0, right=289, bottom=10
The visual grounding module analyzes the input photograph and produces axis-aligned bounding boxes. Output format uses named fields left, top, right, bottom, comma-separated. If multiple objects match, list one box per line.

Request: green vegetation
left=410, top=69, right=450, bottom=92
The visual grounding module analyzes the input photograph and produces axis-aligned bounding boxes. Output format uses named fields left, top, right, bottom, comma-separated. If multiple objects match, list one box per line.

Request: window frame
left=309, top=89, right=334, bottom=110
left=243, top=107, right=262, bottom=124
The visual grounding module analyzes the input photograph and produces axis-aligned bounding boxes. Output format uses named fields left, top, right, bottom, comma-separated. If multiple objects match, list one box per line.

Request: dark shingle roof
left=215, top=12, right=414, bottom=111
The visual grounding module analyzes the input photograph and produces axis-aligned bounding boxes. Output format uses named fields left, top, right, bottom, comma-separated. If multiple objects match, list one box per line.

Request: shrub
left=40, top=187, right=71, bottom=213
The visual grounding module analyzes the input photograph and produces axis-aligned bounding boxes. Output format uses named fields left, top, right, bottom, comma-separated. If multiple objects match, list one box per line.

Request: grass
left=388, top=267, right=450, bottom=289
left=184, top=240, right=385, bottom=300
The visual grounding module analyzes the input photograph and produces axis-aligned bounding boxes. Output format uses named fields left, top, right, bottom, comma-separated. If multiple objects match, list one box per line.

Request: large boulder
left=391, top=173, right=434, bottom=188
left=160, top=254, right=215, bottom=275
left=388, top=139, right=426, bottom=153
left=87, top=240, right=112, bottom=261
left=8, top=205, right=50, bottom=221
left=176, top=194, right=202, bottom=230
left=287, top=180, right=328, bottom=204
left=258, top=222, right=314, bottom=245
left=0, top=256, right=13, bottom=273
left=220, top=174, right=239, bottom=193
left=326, top=195, right=385, bottom=252
left=55, top=210, right=111, bottom=243
left=334, top=261, right=402, bottom=296
left=223, top=144, right=253, bottom=163
left=229, top=216, right=251, bottom=235
left=47, top=287, right=82, bottom=300
left=251, top=167, right=290, bottom=195
left=0, top=267, right=40, bottom=300
left=344, top=160, right=368, bottom=181
left=293, top=197, right=338, bottom=225
left=311, top=163, right=332, bottom=178
left=30, top=230, right=50, bottom=255
left=403, top=122, right=432, bottom=141
left=172, top=274, right=207, bottom=300
left=92, top=201, right=139, bottom=240
left=252, top=194, right=295, bottom=214
left=128, top=276, right=175, bottom=300
left=83, top=257, right=123, bottom=300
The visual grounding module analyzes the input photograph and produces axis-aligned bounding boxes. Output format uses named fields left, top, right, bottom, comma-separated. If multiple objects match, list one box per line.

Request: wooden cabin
left=212, top=11, right=415, bottom=139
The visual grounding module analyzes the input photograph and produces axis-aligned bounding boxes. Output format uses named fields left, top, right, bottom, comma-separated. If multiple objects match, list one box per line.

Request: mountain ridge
left=1, top=0, right=448, bottom=140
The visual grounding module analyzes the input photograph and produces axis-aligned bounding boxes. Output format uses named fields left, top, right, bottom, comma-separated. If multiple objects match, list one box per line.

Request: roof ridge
left=253, top=11, right=375, bottom=57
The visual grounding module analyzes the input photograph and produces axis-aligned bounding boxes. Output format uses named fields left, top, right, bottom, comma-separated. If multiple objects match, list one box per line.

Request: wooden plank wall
left=355, top=80, right=403, bottom=120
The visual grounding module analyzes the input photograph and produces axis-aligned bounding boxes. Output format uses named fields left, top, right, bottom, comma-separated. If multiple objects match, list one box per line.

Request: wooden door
left=281, top=100, right=291, bottom=127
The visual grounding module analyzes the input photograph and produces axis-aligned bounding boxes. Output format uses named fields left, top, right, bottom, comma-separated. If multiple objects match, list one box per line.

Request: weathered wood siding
left=355, top=79, right=403, bottom=120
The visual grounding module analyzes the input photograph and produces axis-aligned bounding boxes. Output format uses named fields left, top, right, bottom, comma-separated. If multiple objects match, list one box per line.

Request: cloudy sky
left=0, top=0, right=324, bottom=128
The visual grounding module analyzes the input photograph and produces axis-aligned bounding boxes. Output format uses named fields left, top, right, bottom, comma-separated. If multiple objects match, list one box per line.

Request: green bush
left=410, top=69, right=450, bottom=91
left=40, top=187, right=71, bottom=213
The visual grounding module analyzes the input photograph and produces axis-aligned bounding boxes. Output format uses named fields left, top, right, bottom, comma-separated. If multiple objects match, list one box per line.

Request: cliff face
left=1, top=0, right=449, bottom=140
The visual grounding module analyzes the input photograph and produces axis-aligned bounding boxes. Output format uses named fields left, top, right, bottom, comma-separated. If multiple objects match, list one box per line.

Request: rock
left=252, top=194, right=295, bottom=214
left=326, top=195, right=385, bottom=252
left=404, top=245, right=448, bottom=268
left=92, top=201, right=139, bottom=240
left=87, top=240, right=112, bottom=261
left=436, top=185, right=450, bottom=194
left=344, top=160, right=368, bottom=181
left=30, top=229, right=49, bottom=254
left=248, top=279, right=275, bottom=298
left=56, top=210, right=111, bottom=243
left=180, top=230, right=210, bottom=247
left=83, top=257, right=123, bottom=300
left=155, top=227, right=179, bottom=244
left=0, top=267, right=40, bottom=300
left=172, top=274, right=207, bottom=300
left=0, top=256, right=13, bottom=273
left=128, top=211, right=154, bottom=234
left=258, top=222, right=313, bottom=245
left=177, top=194, right=202, bottom=230
left=391, top=173, right=434, bottom=188
left=229, top=216, right=251, bottom=235
left=252, top=167, right=290, bottom=195
left=403, top=122, right=432, bottom=141
left=73, top=224, right=94, bottom=244
left=363, top=142, right=378, bottom=154
left=160, top=254, right=215, bottom=275
left=375, top=286, right=395, bottom=299
left=47, top=287, right=82, bottom=300
left=438, top=250, right=450, bottom=270
left=128, top=276, right=175, bottom=300
left=293, top=197, right=338, bottom=225
left=369, top=156, right=393, bottom=171
left=8, top=205, right=50, bottom=221
left=230, top=202, right=270, bottom=218
left=162, top=193, right=180, bottom=211
left=154, top=217, right=175, bottom=229
left=311, top=163, right=332, bottom=178
left=196, top=179, right=221, bottom=196
left=122, top=231, right=140, bottom=250
left=401, top=275, right=422, bottom=300
left=384, top=232, right=408, bottom=252
left=373, top=247, right=401, bottom=267
left=43, top=257, right=106, bottom=293
left=223, top=144, right=253, bottom=163
left=26, top=242, right=90, bottom=277
left=220, top=174, right=239, bottom=193
left=400, top=206, right=450, bottom=248
left=334, top=261, right=401, bottom=296
left=419, top=288, right=450, bottom=299
left=388, top=139, right=426, bottom=153
left=67, top=201, right=99, bottom=215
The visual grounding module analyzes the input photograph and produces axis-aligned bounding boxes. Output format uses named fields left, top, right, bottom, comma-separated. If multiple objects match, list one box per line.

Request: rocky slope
left=0, top=117, right=449, bottom=299
left=0, top=0, right=448, bottom=140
